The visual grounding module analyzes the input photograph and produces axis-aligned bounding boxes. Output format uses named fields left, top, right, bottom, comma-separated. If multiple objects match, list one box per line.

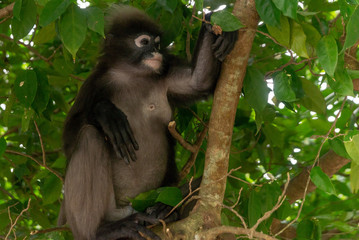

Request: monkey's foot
left=96, top=217, right=160, bottom=240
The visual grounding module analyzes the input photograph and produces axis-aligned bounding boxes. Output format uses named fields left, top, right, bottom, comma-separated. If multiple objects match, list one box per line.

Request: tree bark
left=155, top=1, right=260, bottom=239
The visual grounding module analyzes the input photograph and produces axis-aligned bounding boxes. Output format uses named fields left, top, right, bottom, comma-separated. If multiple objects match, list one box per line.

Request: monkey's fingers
left=119, top=127, right=137, bottom=162
left=124, top=121, right=139, bottom=150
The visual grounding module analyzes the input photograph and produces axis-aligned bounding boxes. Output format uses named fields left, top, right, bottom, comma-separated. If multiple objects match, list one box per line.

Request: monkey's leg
left=63, top=125, right=115, bottom=240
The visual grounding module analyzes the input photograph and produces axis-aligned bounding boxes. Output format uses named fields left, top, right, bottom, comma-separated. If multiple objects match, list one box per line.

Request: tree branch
left=0, top=3, right=14, bottom=19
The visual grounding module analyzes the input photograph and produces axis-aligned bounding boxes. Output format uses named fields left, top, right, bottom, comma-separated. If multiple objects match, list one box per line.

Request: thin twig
left=5, top=199, right=31, bottom=240
left=275, top=97, right=347, bottom=236
left=30, top=227, right=70, bottom=235
left=34, top=121, right=46, bottom=165
left=249, top=173, right=290, bottom=237
left=186, top=6, right=196, bottom=62
left=5, top=150, right=63, bottom=182
left=168, top=121, right=196, bottom=153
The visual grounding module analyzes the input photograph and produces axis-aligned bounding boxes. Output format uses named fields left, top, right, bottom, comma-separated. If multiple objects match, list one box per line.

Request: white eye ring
left=135, top=35, right=151, bottom=47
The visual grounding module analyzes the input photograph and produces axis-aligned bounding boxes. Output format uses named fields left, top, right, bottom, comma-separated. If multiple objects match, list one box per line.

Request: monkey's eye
left=141, top=38, right=149, bottom=45
left=135, top=35, right=151, bottom=47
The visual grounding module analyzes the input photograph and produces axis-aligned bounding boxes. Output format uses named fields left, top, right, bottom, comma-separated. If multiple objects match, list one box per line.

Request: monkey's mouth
left=143, top=54, right=163, bottom=71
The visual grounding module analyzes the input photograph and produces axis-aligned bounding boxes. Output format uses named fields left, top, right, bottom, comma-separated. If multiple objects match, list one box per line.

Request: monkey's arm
left=91, top=100, right=139, bottom=163
left=167, top=19, right=238, bottom=104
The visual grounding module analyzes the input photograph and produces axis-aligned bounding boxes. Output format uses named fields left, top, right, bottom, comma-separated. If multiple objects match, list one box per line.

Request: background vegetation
left=0, top=0, right=358, bottom=239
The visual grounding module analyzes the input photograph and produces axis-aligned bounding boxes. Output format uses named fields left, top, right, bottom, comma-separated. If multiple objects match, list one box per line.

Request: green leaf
left=160, top=7, right=183, bottom=47
left=344, top=134, right=359, bottom=164
left=156, top=187, right=182, bottom=207
left=248, top=190, right=262, bottom=227
left=343, top=6, right=359, bottom=50
left=273, top=71, right=297, bottom=102
left=210, top=11, right=244, bottom=31
left=302, top=23, right=321, bottom=57
left=347, top=69, right=359, bottom=79
left=329, top=138, right=351, bottom=159
left=21, top=107, right=34, bottom=132
left=290, top=20, right=309, bottom=58
left=39, top=0, right=71, bottom=27
left=0, top=137, right=6, bottom=157
left=263, top=124, right=284, bottom=148
left=34, top=22, right=56, bottom=44
left=350, top=161, right=359, bottom=193
left=297, top=219, right=314, bottom=239
left=59, top=4, right=87, bottom=59
left=266, top=15, right=290, bottom=47
left=157, top=0, right=178, bottom=13
left=86, top=7, right=104, bottom=37
left=328, top=55, right=354, bottom=96
left=32, top=69, right=51, bottom=114
left=11, top=0, right=37, bottom=40
left=255, top=0, right=281, bottom=27
left=14, top=70, right=38, bottom=108
left=316, top=35, right=338, bottom=77
left=272, top=0, right=298, bottom=19
left=13, top=0, right=22, bottom=20
left=130, top=190, right=158, bottom=212
left=195, top=0, right=204, bottom=11
left=310, top=166, right=336, bottom=195
left=299, top=78, right=326, bottom=115
left=41, top=174, right=63, bottom=205
left=243, top=68, right=269, bottom=113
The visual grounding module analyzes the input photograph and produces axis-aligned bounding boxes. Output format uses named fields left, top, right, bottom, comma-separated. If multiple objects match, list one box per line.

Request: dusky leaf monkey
left=58, top=5, right=238, bottom=240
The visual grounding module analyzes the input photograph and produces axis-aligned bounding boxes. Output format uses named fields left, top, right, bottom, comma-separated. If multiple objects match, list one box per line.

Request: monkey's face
left=133, top=34, right=163, bottom=73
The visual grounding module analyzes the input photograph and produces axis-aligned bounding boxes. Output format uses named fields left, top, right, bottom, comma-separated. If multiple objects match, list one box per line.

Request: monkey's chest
left=111, top=84, right=172, bottom=205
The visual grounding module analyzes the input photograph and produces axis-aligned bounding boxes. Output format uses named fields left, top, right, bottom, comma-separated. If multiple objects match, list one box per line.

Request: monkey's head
left=103, top=6, right=164, bottom=74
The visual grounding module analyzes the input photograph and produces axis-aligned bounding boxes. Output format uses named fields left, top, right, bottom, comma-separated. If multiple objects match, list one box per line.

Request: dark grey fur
left=58, top=5, right=237, bottom=240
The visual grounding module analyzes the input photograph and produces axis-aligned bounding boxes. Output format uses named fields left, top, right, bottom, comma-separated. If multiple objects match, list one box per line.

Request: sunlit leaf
left=248, top=190, right=262, bottom=227
left=243, top=68, right=269, bottom=113
left=11, top=0, right=37, bottom=40
left=343, top=6, right=359, bottom=50
left=211, top=11, right=244, bottom=31
left=32, top=70, right=51, bottom=114
left=272, top=0, right=298, bottom=19
left=14, top=70, right=38, bottom=108
left=34, top=22, right=56, bottom=44
left=21, top=107, right=34, bottom=132
left=316, top=35, right=338, bottom=77
left=328, top=56, right=354, bottom=96
left=266, top=15, right=290, bottom=47
left=255, top=0, right=281, bottom=27
left=156, top=187, right=182, bottom=206
left=310, top=166, right=336, bottom=195
left=39, top=0, right=71, bottom=27
left=13, top=0, right=22, bottom=20
left=290, top=20, right=309, bottom=58
left=273, top=71, right=297, bottom=102
left=86, top=7, right=105, bottom=37
left=350, top=161, right=359, bottom=193
left=344, top=134, right=359, bottom=164
left=41, top=174, right=63, bottom=205
left=59, top=4, right=87, bottom=59
left=299, top=78, right=326, bottom=115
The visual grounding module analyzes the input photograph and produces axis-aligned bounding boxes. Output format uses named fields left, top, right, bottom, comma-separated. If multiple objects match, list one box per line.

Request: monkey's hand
left=204, top=13, right=239, bottom=61
left=92, top=100, right=139, bottom=164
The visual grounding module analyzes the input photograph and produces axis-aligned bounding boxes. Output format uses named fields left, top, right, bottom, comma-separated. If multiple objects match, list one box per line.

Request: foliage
left=0, top=0, right=358, bottom=239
